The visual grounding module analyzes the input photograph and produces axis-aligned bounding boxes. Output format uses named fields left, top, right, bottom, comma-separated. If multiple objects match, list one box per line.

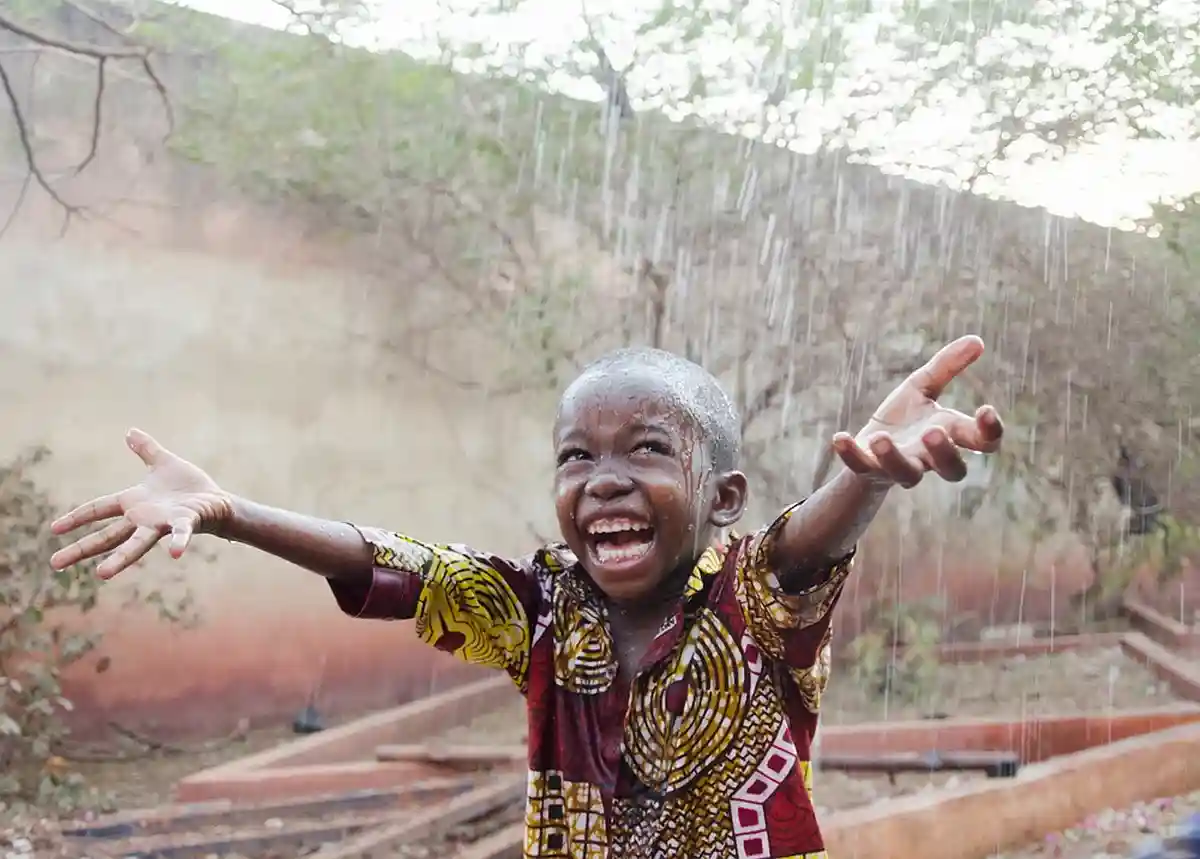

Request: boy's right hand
left=50, top=429, right=234, bottom=580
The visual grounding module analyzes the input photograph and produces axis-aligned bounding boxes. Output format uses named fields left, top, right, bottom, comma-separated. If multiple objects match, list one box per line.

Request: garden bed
left=813, top=768, right=989, bottom=814
left=0, top=724, right=299, bottom=831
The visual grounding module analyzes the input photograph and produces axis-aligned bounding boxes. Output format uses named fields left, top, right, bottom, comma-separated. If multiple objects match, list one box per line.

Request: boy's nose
left=584, top=464, right=634, bottom=499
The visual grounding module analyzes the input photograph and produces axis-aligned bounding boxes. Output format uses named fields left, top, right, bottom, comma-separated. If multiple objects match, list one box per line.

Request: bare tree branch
left=0, top=57, right=79, bottom=228
left=73, top=54, right=105, bottom=175
left=0, top=49, right=37, bottom=240
left=0, top=9, right=174, bottom=224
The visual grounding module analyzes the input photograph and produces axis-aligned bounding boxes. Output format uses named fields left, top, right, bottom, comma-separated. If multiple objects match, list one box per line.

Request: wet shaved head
left=561, top=347, right=741, bottom=471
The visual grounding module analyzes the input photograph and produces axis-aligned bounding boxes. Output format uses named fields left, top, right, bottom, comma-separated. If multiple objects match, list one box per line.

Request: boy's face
left=553, top=371, right=747, bottom=603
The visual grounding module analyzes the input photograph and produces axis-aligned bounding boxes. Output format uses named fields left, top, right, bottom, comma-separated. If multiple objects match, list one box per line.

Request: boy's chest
left=529, top=556, right=810, bottom=779
left=607, top=612, right=669, bottom=686
left=528, top=602, right=813, bottom=803
left=518, top=552, right=826, bottom=855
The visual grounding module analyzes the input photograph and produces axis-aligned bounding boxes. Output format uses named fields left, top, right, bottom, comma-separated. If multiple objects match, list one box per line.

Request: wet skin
left=553, top=371, right=747, bottom=671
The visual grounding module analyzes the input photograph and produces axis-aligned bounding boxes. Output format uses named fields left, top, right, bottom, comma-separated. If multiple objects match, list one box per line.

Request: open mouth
left=585, top=517, right=656, bottom=566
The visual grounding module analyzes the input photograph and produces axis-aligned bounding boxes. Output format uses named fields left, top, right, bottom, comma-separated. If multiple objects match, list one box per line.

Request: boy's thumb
left=168, top=516, right=195, bottom=558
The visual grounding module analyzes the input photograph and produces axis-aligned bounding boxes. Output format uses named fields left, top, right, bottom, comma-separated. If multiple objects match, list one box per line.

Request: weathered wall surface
left=0, top=155, right=562, bottom=737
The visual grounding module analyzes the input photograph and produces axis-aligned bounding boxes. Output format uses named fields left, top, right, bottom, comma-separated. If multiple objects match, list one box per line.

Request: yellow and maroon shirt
left=329, top=500, right=852, bottom=859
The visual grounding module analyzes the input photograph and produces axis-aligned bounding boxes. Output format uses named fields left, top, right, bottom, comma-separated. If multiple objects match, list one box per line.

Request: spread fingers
left=50, top=519, right=135, bottom=571
left=96, top=525, right=161, bottom=580
left=51, top=494, right=123, bottom=535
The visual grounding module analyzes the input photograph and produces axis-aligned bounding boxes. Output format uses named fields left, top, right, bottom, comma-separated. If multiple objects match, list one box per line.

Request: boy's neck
left=604, top=555, right=695, bottom=622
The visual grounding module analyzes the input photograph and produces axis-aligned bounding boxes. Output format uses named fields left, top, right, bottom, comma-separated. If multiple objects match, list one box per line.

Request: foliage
left=154, top=3, right=917, bottom=467
left=1075, top=514, right=1200, bottom=615
left=433, top=0, right=1200, bottom=191
left=0, top=447, right=194, bottom=815
left=0, top=447, right=93, bottom=813
left=847, top=598, right=944, bottom=704
left=442, top=0, right=1200, bottom=575
left=438, top=0, right=1200, bottom=538
left=1154, top=193, right=1200, bottom=270
left=159, top=0, right=1200, bottom=615
left=164, top=14, right=610, bottom=385
left=10, top=0, right=1200, bottom=622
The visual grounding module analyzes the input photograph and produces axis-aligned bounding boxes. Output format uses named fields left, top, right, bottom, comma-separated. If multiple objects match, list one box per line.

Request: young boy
left=50, top=336, right=1002, bottom=858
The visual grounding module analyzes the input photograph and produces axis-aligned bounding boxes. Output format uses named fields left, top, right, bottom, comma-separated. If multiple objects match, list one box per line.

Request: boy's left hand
left=832, top=335, right=1003, bottom=488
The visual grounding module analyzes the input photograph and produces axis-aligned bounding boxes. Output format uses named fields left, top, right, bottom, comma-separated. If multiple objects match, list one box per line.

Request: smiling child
left=50, top=336, right=1003, bottom=858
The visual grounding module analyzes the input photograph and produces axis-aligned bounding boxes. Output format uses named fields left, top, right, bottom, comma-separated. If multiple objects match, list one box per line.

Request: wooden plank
left=175, top=760, right=449, bottom=804
left=932, top=632, right=1125, bottom=664
left=451, top=822, right=525, bottom=859
left=376, top=743, right=526, bottom=766
left=1121, top=633, right=1200, bottom=701
left=819, top=750, right=1020, bottom=777
left=63, top=810, right=410, bottom=859
left=824, top=721, right=1200, bottom=859
left=1123, top=598, right=1200, bottom=652
left=60, top=777, right=479, bottom=840
left=312, top=775, right=525, bottom=859
left=181, top=676, right=516, bottom=776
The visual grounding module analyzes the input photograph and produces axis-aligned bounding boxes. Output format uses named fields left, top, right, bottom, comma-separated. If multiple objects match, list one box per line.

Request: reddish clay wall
left=2, top=164, right=554, bottom=740
left=58, top=607, right=487, bottom=740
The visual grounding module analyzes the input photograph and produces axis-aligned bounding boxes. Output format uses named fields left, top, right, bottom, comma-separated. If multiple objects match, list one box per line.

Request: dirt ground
left=65, top=725, right=300, bottom=812
left=0, top=723, right=297, bottom=833
left=988, top=790, right=1200, bottom=858
left=812, top=769, right=988, bottom=815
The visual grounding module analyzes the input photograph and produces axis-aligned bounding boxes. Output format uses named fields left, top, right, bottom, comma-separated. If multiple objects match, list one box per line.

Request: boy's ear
left=709, top=470, right=748, bottom=528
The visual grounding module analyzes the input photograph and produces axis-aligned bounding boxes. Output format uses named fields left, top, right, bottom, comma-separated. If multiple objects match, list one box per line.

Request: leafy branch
left=0, top=446, right=196, bottom=812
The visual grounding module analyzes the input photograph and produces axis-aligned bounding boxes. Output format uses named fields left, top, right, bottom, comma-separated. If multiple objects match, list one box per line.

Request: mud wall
left=0, top=152, right=563, bottom=738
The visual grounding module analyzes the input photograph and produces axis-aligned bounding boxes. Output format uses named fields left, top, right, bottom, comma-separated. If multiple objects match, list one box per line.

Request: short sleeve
left=734, top=499, right=854, bottom=671
left=328, top=526, right=542, bottom=692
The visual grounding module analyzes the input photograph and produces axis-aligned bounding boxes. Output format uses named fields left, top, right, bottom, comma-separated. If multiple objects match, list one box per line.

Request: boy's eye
left=632, top=440, right=672, bottom=457
left=556, top=448, right=590, bottom=466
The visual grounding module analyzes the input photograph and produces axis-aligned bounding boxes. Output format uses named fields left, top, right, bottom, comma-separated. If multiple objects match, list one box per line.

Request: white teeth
left=595, top=539, right=653, bottom=564
left=585, top=517, right=654, bottom=565
left=586, top=518, right=651, bottom=535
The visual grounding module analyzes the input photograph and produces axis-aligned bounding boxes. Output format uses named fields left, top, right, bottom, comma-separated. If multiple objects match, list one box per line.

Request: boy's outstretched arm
left=769, top=336, right=1004, bottom=589
left=224, top=500, right=375, bottom=581
left=51, top=429, right=543, bottom=690
left=50, top=429, right=373, bottom=583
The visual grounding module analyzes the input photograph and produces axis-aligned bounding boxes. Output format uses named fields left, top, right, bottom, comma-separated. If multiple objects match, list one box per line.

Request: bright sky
left=177, top=0, right=1200, bottom=230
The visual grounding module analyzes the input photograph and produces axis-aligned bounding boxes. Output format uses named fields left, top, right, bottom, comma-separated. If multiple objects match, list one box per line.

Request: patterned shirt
left=329, top=500, right=852, bottom=859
